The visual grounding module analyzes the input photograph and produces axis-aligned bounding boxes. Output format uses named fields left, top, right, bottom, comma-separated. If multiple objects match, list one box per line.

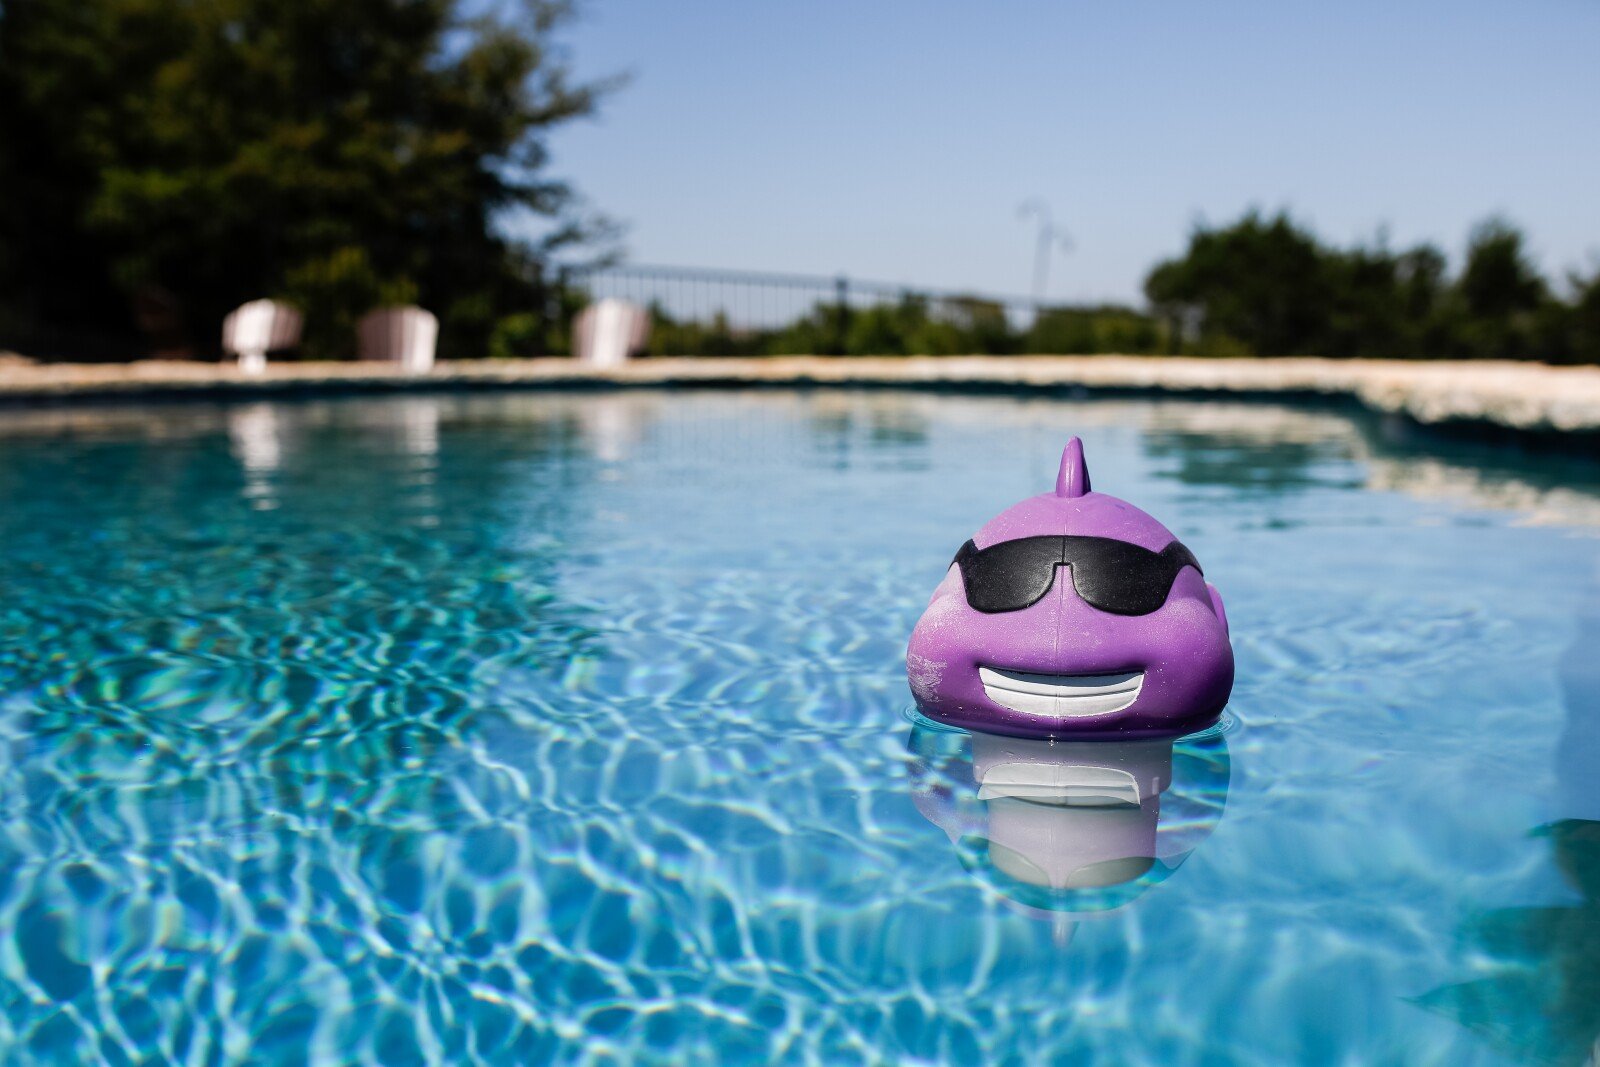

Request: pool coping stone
left=2, top=355, right=1598, bottom=443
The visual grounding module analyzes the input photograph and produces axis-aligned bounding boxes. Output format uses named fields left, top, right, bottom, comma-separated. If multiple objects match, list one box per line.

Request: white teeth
left=978, top=667, right=1144, bottom=717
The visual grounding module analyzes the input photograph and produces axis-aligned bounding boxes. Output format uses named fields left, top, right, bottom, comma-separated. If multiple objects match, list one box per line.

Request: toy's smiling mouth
left=977, top=667, right=1144, bottom=717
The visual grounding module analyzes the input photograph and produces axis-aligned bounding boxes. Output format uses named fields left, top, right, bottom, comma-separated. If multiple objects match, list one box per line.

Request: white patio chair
left=574, top=298, right=650, bottom=366
left=222, top=299, right=302, bottom=374
left=358, top=306, right=438, bottom=372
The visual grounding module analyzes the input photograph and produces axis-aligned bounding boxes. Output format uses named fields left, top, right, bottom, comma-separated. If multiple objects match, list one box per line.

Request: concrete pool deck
left=2, top=354, right=1599, bottom=442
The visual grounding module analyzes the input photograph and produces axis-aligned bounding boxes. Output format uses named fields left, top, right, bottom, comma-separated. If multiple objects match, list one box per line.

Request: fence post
left=834, top=274, right=850, bottom=356
left=528, top=260, right=548, bottom=358
left=552, top=265, right=572, bottom=357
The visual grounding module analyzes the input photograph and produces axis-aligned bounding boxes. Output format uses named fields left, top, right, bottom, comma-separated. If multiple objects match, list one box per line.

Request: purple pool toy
left=906, top=438, right=1233, bottom=740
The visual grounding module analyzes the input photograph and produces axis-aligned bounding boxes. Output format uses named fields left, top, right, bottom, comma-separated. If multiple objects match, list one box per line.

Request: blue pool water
left=0, top=391, right=1597, bottom=1065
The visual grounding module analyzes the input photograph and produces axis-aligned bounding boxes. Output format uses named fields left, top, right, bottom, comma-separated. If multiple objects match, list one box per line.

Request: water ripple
left=0, top=392, right=1592, bottom=1064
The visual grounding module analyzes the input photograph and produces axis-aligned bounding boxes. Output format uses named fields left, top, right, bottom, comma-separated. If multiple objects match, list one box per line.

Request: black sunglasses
left=952, top=536, right=1203, bottom=616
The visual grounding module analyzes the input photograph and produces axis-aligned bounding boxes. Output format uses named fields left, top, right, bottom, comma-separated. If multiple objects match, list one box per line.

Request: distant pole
left=1017, top=199, right=1072, bottom=306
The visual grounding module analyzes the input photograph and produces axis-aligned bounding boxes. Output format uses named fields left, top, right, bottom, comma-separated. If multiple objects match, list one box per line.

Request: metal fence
left=555, top=262, right=1053, bottom=355
left=2, top=262, right=1166, bottom=361
left=564, top=263, right=1045, bottom=328
left=553, top=262, right=1172, bottom=357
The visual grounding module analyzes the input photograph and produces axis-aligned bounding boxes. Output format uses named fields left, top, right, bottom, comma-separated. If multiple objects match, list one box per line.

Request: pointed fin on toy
left=1055, top=437, right=1091, bottom=498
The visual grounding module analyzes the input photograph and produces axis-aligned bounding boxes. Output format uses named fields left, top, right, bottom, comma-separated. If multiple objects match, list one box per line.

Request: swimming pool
left=0, top=390, right=1595, bottom=1065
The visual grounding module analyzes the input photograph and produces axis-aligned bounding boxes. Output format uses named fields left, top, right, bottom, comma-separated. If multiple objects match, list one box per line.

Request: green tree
left=1569, top=267, right=1600, bottom=365
left=1028, top=305, right=1161, bottom=354
left=1143, top=211, right=1589, bottom=362
left=1145, top=211, right=1333, bottom=356
left=1450, top=218, right=1550, bottom=361
left=0, top=0, right=612, bottom=359
left=1320, top=241, right=1450, bottom=359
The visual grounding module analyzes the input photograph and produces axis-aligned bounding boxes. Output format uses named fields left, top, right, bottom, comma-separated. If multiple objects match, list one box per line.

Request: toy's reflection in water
left=907, top=721, right=1230, bottom=942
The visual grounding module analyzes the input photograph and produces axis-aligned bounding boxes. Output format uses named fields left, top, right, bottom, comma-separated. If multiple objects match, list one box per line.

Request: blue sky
left=538, top=1, right=1600, bottom=305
